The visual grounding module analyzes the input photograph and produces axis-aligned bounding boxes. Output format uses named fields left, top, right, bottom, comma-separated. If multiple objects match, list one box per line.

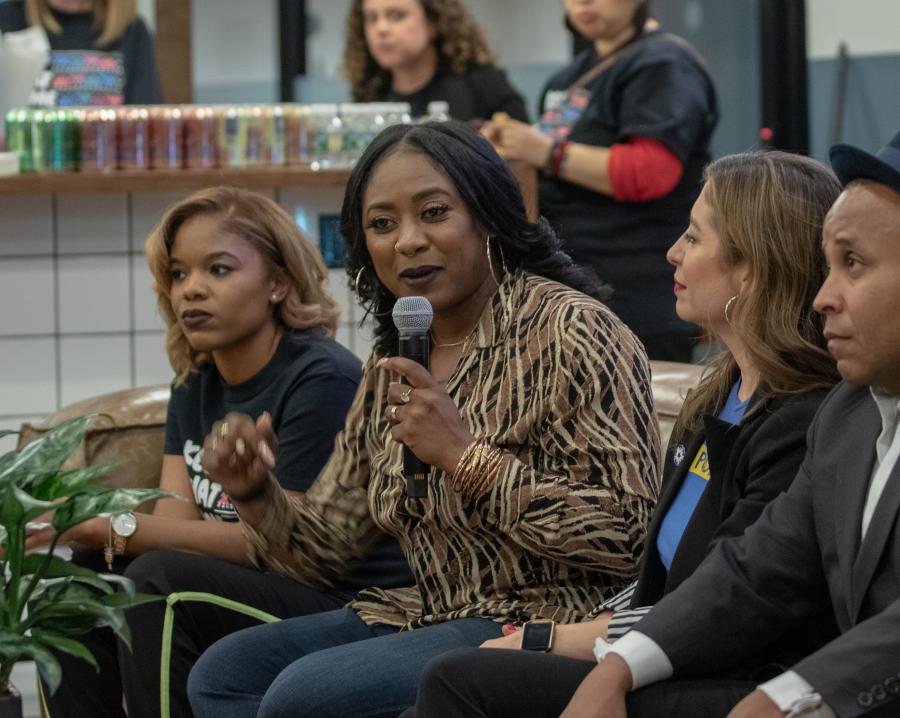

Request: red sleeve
left=607, top=136, right=684, bottom=203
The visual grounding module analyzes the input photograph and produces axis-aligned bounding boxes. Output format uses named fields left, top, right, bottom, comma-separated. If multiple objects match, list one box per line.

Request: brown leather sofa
left=17, top=361, right=704, bottom=499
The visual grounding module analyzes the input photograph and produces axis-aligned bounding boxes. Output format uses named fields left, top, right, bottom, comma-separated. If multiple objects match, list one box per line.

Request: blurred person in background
left=0, top=0, right=162, bottom=106
left=343, top=0, right=528, bottom=122
left=485, top=0, right=717, bottom=361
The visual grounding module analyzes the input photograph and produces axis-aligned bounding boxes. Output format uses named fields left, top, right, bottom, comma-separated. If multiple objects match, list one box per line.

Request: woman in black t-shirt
left=25, top=187, right=412, bottom=718
left=342, top=0, right=527, bottom=122
left=484, top=0, right=718, bottom=361
left=0, top=0, right=162, bottom=105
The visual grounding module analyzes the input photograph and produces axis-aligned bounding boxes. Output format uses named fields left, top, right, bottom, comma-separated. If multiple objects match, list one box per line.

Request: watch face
left=521, top=620, right=554, bottom=651
left=112, top=512, right=137, bottom=537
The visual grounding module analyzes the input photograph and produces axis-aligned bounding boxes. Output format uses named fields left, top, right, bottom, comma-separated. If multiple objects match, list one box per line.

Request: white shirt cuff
left=759, top=671, right=835, bottom=717
left=596, top=630, right=673, bottom=690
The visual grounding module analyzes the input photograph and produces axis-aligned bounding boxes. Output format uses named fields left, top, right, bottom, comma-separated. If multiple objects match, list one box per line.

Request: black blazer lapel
left=631, top=430, right=703, bottom=606
left=833, top=399, right=881, bottom=617
left=850, top=459, right=900, bottom=622
left=664, top=415, right=743, bottom=590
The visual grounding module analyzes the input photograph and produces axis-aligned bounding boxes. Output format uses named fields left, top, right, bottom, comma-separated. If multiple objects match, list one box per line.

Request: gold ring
left=219, top=422, right=229, bottom=438
left=390, top=405, right=399, bottom=421
left=400, top=387, right=412, bottom=404
left=235, top=438, right=246, bottom=457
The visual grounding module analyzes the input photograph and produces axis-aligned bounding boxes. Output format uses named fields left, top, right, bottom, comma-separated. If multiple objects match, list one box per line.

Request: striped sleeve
left=607, top=606, right=653, bottom=642
left=238, top=359, right=382, bottom=587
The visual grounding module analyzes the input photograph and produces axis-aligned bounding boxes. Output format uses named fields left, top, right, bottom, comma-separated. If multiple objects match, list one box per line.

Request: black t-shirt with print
left=538, top=32, right=718, bottom=337
left=0, top=1, right=162, bottom=105
left=383, top=62, right=528, bottom=122
left=164, top=328, right=414, bottom=593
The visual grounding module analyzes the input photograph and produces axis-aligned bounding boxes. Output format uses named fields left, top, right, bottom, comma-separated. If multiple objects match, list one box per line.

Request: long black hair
left=340, top=120, right=607, bottom=356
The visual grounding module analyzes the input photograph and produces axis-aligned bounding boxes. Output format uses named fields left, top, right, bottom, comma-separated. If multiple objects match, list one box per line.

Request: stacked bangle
left=545, top=139, right=570, bottom=177
left=451, top=439, right=505, bottom=499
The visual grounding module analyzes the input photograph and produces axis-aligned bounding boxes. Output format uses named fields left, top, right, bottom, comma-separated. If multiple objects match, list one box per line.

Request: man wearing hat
left=557, top=131, right=900, bottom=718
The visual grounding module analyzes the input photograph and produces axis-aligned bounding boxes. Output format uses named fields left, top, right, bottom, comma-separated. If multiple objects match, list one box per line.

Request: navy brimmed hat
left=830, top=129, right=900, bottom=194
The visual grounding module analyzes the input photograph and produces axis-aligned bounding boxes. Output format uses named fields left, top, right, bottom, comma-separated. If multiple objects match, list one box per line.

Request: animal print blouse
left=241, top=271, right=661, bottom=628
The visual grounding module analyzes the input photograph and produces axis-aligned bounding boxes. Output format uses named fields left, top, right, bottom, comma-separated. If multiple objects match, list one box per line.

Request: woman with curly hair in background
left=342, top=0, right=528, bottom=122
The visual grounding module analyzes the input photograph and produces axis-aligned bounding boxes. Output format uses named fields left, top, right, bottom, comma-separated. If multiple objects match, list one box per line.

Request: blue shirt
left=656, top=381, right=749, bottom=571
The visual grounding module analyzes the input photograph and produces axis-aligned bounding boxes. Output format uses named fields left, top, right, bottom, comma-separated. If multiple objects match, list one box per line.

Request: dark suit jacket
left=638, top=381, right=900, bottom=717
left=632, top=390, right=829, bottom=608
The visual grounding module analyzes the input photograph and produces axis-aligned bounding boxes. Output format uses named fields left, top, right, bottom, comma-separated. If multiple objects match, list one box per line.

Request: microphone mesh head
left=392, top=296, right=433, bottom=336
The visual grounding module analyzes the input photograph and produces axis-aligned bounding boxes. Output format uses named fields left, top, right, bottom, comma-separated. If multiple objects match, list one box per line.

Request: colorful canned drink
left=283, top=104, right=308, bottom=165
left=183, top=105, right=221, bottom=169
left=268, top=105, right=286, bottom=165
left=245, top=105, right=272, bottom=166
left=221, top=106, right=248, bottom=167
left=149, top=106, right=184, bottom=169
left=78, top=107, right=118, bottom=173
left=117, top=106, right=151, bottom=170
left=5, top=109, right=34, bottom=173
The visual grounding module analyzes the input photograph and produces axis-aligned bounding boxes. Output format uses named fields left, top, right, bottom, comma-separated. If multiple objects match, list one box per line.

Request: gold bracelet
left=451, top=439, right=505, bottom=499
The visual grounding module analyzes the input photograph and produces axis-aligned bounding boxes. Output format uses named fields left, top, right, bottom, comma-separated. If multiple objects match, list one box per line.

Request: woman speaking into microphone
left=188, top=120, right=660, bottom=718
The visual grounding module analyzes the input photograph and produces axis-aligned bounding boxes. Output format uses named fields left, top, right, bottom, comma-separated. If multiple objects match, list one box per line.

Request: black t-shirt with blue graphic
left=163, top=327, right=414, bottom=593
left=0, top=1, right=162, bottom=105
left=164, top=328, right=362, bottom=521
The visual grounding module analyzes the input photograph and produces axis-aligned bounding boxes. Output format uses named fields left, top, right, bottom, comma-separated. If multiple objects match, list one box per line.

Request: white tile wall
left=0, top=187, right=369, bottom=423
left=334, top=322, right=354, bottom=356
left=58, top=255, right=131, bottom=333
left=0, top=195, right=53, bottom=256
left=56, top=194, right=128, bottom=254
left=0, top=338, right=57, bottom=415
left=59, top=335, right=131, bottom=406
left=277, top=186, right=344, bottom=242
left=134, top=333, right=174, bottom=387
left=0, top=257, right=55, bottom=335
left=327, top=267, right=354, bottom=325
left=130, top=191, right=189, bottom=252
left=132, top=254, right=165, bottom=331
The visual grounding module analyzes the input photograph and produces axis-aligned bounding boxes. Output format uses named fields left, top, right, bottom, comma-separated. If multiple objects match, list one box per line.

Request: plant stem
left=17, top=532, right=63, bottom=625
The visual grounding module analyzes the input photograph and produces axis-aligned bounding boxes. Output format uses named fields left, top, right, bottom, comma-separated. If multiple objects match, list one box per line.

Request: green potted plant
left=0, top=416, right=170, bottom=717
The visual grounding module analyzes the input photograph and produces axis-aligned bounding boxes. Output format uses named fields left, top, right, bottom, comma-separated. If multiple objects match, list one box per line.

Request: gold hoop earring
left=485, top=236, right=507, bottom=286
left=353, top=266, right=392, bottom=318
left=724, top=295, right=738, bottom=326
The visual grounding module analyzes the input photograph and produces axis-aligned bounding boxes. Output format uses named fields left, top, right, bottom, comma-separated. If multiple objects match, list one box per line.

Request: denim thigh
left=258, top=616, right=504, bottom=718
left=188, top=607, right=393, bottom=718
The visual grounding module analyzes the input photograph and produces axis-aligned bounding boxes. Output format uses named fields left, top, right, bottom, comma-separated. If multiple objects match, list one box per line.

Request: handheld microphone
left=392, top=296, right=433, bottom=498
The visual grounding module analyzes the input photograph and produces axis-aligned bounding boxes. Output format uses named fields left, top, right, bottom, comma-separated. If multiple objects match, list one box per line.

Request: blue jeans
left=187, top=607, right=503, bottom=718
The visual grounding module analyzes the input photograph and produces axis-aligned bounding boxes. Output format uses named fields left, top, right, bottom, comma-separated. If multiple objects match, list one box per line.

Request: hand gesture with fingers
left=377, top=357, right=475, bottom=474
left=495, top=118, right=553, bottom=168
left=202, top=411, right=278, bottom=504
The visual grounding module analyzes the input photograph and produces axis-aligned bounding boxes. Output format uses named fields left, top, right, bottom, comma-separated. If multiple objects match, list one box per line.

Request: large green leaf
left=20, top=553, right=107, bottom=582
left=52, top=488, right=173, bottom=534
left=29, top=465, right=112, bottom=502
left=1, top=487, right=59, bottom=527
left=30, top=630, right=98, bottom=672
left=0, top=632, right=62, bottom=694
left=0, top=416, right=94, bottom=488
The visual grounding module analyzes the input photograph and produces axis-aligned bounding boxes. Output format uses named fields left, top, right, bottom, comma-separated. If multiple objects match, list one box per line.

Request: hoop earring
left=724, top=295, right=738, bottom=326
left=485, top=235, right=507, bottom=286
left=353, top=266, right=392, bottom=318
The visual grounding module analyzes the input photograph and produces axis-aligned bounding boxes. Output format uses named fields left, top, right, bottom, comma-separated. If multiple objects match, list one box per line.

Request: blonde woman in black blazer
left=408, top=150, right=843, bottom=718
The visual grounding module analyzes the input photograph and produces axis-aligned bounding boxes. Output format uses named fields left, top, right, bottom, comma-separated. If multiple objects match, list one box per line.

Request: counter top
left=0, top=161, right=538, bottom=218
left=0, top=166, right=352, bottom=196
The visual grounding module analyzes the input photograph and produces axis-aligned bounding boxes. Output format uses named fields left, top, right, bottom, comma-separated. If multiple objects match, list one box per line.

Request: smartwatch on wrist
left=521, top=619, right=555, bottom=652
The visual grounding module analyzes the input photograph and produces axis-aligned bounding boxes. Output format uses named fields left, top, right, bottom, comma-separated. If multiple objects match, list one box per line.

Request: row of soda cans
left=3, top=102, right=415, bottom=174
